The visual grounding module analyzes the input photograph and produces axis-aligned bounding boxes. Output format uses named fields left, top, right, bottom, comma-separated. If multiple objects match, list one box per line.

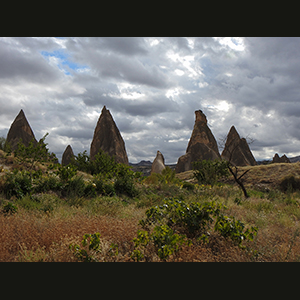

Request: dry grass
left=0, top=208, right=138, bottom=262
left=2, top=157, right=300, bottom=262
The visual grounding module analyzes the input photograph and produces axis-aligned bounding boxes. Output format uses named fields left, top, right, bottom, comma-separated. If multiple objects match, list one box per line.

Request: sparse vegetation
left=1, top=142, right=300, bottom=261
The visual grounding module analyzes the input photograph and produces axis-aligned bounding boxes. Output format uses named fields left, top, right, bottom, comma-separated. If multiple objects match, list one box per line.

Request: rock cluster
left=221, top=126, right=257, bottom=166
left=6, top=109, right=37, bottom=151
left=175, top=110, right=220, bottom=173
left=151, top=150, right=166, bottom=174
left=90, top=106, right=128, bottom=164
left=62, top=145, right=75, bottom=166
left=272, top=153, right=290, bottom=163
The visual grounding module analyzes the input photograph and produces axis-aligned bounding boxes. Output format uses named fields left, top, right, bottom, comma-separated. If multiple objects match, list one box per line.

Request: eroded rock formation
left=175, top=110, right=220, bottom=173
left=90, top=106, right=128, bottom=164
left=6, top=109, right=37, bottom=151
left=221, top=126, right=257, bottom=166
left=272, top=153, right=290, bottom=163
left=151, top=150, right=166, bottom=174
left=62, top=145, right=75, bottom=166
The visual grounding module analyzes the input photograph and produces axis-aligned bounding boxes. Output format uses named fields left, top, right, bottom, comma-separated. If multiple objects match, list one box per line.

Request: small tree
left=14, top=133, right=57, bottom=173
left=192, top=159, right=229, bottom=186
left=218, top=135, right=254, bottom=198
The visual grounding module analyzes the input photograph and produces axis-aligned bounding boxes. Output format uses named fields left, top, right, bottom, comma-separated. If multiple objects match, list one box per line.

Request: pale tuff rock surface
left=90, top=106, right=128, bottom=164
left=175, top=110, right=220, bottom=173
left=6, top=109, right=37, bottom=151
left=272, top=153, right=290, bottom=163
left=221, top=126, right=257, bottom=166
left=151, top=150, right=166, bottom=174
left=62, top=145, right=75, bottom=166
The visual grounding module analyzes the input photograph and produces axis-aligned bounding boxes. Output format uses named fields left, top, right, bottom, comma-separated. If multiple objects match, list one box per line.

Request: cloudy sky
left=1, top=37, right=300, bottom=164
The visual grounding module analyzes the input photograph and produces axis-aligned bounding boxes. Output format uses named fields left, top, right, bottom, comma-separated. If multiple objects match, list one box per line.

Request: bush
left=140, top=198, right=224, bottom=238
left=3, top=170, right=33, bottom=199
left=279, top=175, right=300, bottom=192
left=114, top=164, right=138, bottom=198
left=193, top=159, right=229, bottom=186
left=1, top=201, right=18, bottom=215
left=131, top=225, right=190, bottom=262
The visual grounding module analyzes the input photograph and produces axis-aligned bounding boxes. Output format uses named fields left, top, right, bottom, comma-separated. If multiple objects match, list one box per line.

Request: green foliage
left=131, top=225, right=190, bottom=261
left=69, top=232, right=101, bottom=262
left=134, top=197, right=258, bottom=260
left=1, top=201, right=18, bottom=215
left=55, top=164, right=77, bottom=183
left=143, top=167, right=182, bottom=185
left=72, top=149, right=119, bottom=177
left=140, top=198, right=224, bottom=238
left=193, top=159, right=229, bottom=186
left=3, top=169, right=33, bottom=199
left=14, top=133, right=57, bottom=171
left=114, top=164, right=138, bottom=197
left=214, top=215, right=258, bottom=248
left=71, top=150, right=90, bottom=173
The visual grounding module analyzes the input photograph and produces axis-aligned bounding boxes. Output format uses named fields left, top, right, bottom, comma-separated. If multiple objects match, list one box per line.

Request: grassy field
left=1, top=149, right=300, bottom=262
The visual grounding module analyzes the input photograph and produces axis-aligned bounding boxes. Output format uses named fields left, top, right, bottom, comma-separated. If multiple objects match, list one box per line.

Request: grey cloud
left=0, top=39, right=61, bottom=84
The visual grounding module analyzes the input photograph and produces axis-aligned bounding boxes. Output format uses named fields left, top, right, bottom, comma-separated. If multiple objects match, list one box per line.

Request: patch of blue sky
left=40, top=49, right=89, bottom=75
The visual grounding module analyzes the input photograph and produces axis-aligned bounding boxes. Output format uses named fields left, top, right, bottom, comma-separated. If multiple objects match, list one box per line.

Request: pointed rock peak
left=195, top=110, right=207, bottom=124
left=62, top=145, right=75, bottom=166
left=176, top=110, right=220, bottom=173
left=6, top=109, right=37, bottom=151
left=226, top=126, right=241, bottom=142
left=90, top=106, right=128, bottom=164
left=151, top=150, right=166, bottom=174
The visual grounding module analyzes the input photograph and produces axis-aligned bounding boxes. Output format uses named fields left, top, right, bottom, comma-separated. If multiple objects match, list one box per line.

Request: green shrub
left=69, top=232, right=102, bottom=262
left=182, top=181, right=195, bottom=191
left=140, top=198, right=224, bottom=238
left=114, top=164, right=138, bottom=198
left=1, top=201, right=18, bottom=215
left=279, top=175, right=300, bottom=192
left=214, top=215, right=258, bottom=248
left=131, top=225, right=190, bottom=262
left=3, top=170, right=33, bottom=199
left=193, top=159, right=229, bottom=186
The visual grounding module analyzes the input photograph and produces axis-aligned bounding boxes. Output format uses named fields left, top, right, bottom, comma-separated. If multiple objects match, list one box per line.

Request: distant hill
left=289, top=156, right=300, bottom=163
left=129, top=160, right=152, bottom=166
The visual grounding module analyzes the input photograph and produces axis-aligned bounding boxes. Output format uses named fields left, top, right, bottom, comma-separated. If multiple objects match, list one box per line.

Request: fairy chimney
left=90, top=106, right=128, bottom=164
left=61, top=145, right=75, bottom=166
left=151, top=150, right=166, bottom=174
left=221, top=126, right=257, bottom=166
left=272, top=153, right=290, bottom=163
left=175, top=110, right=220, bottom=173
left=6, top=109, right=37, bottom=151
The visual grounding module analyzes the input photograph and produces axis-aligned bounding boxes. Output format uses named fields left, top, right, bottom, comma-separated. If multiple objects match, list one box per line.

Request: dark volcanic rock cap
left=6, top=109, right=37, bottom=151
left=90, top=106, right=128, bottom=164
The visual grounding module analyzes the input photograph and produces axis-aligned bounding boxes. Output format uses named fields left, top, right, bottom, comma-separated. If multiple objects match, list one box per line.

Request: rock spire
left=90, top=106, right=128, bottom=164
left=272, top=153, right=290, bottom=163
left=221, top=126, right=257, bottom=166
left=6, top=109, right=37, bottom=151
left=175, top=110, right=220, bottom=173
left=62, top=145, right=75, bottom=166
left=151, top=150, right=166, bottom=174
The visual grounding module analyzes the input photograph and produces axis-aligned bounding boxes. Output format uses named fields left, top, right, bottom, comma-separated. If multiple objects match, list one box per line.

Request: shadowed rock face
left=6, top=109, right=37, bottom=151
left=151, top=150, right=166, bottom=174
left=90, top=106, right=128, bottom=164
left=175, top=110, right=220, bottom=173
left=221, top=126, right=257, bottom=166
left=62, top=145, right=74, bottom=166
left=272, top=153, right=290, bottom=163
